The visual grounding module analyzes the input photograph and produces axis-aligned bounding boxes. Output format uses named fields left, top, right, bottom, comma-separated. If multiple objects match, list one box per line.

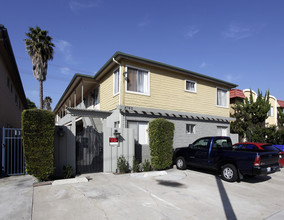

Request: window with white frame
left=217, top=88, right=228, bottom=107
left=185, top=80, right=196, bottom=92
left=114, top=121, right=120, bottom=129
left=113, top=68, right=120, bottom=95
left=186, top=124, right=195, bottom=134
left=217, top=126, right=228, bottom=136
left=126, top=66, right=149, bottom=94
left=268, top=106, right=274, bottom=117
left=93, top=86, right=100, bottom=105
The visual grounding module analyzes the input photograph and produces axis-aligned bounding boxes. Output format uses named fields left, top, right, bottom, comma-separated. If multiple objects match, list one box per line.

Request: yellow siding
left=100, top=66, right=119, bottom=111
left=243, top=90, right=278, bottom=126
left=266, top=96, right=277, bottom=126
left=243, top=90, right=257, bottom=101
left=122, top=60, right=230, bottom=117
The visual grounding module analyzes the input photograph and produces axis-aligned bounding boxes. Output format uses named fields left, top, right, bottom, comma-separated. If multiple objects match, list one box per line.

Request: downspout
left=275, top=98, right=278, bottom=126
left=113, top=58, right=123, bottom=128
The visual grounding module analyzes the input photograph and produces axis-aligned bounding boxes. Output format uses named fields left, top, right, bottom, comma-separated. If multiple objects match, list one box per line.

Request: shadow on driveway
left=215, top=176, right=237, bottom=220
left=156, top=179, right=187, bottom=188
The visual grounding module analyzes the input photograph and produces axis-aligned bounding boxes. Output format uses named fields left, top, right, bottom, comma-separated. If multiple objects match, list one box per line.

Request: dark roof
left=95, top=51, right=238, bottom=88
left=230, top=89, right=245, bottom=99
left=0, top=25, right=27, bottom=108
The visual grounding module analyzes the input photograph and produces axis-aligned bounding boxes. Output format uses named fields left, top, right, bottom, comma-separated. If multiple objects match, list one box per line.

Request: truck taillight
left=254, top=155, right=261, bottom=167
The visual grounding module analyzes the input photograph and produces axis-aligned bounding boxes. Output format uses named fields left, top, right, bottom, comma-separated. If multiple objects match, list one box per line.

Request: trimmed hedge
left=149, top=118, right=175, bottom=170
left=22, top=109, right=55, bottom=181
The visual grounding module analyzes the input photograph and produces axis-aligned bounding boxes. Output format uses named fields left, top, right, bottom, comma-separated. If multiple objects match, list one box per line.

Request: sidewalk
left=0, top=175, right=36, bottom=220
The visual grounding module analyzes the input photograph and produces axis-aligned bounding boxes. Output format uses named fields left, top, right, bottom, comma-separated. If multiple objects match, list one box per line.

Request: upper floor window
left=93, top=86, right=100, bottom=105
left=113, top=68, right=120, bottom=95
left=217, top=88, right=228, bottom=107
left=7, top=77, right=10, bottom=88
left=268, top=106, right=274, bottom=117
left=185, top=80, right=196, bottom=93
left=15, top=94, right=18, bottom=106
left=126, top=66, right=149, bottom=95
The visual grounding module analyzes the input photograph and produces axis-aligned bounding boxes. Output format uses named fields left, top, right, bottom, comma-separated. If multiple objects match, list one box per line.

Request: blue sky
left=2, top=0, right=284, bottom=109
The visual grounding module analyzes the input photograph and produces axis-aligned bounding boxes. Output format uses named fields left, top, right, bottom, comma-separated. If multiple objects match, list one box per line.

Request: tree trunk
left=39, top=80, right=43, bottom=109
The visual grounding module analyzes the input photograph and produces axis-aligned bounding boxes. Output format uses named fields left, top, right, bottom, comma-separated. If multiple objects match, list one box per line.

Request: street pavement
left=1, top=168, right=284, bottom=219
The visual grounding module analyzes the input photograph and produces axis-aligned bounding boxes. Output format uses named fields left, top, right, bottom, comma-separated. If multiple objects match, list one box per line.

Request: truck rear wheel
left=221, top=164, right=238, bottom=182
left=176, top=157, right=186, bottom=170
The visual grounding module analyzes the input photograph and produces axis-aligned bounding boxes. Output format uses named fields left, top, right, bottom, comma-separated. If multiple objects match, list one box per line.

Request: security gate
left=76, top=126, right=103, bottom=174
left=1, top=127, right=25, bottom=175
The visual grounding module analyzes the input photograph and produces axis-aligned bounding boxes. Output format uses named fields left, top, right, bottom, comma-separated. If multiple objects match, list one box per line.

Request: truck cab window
left=192, top=138, right=209, bottom=149
left=213, top=138, right=232, bottom=149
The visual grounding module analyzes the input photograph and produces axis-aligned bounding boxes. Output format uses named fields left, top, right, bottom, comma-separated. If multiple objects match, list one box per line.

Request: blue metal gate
left=1, top=127, right=25, bottom=175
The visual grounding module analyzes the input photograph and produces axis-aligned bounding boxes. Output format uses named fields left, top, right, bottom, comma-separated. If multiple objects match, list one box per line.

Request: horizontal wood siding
left=123, top=60, right=230, bottom=117
left=100, top=67, right=119, bottom=111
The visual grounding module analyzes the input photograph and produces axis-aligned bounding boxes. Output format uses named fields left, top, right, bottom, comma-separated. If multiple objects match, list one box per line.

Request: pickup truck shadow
left=156, top=179, right=187, bottom=188
left=187, top=166, right=272, bottom=183
left=241, top=175, right=271, bottom=183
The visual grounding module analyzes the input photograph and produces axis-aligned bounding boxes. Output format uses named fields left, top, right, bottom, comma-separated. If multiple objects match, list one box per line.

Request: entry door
left=128, top=121, right=149, bottom=162
left=76, top=127, right=103, bottom=174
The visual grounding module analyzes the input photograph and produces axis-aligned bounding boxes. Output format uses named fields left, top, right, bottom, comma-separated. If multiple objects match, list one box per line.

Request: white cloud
left=55, top=40, right=73, bottom=62
left=199, top=61, right=207, bottom=68
left=60, top=67, right=72, bottom=75
left=222, top=23, right=265, bottom=40
left=26, top=90, right=39, bottom=99
left=138, top=15, right=150, bottom=27
left=69, top=0, right=102, bottom=12
left=185, top=25, right=199, bottom=38
left=225, top=74, right=233, bottom=82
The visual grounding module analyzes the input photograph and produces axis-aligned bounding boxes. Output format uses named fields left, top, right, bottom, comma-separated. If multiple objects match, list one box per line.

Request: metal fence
left=1, top=127, right=25, bottom=175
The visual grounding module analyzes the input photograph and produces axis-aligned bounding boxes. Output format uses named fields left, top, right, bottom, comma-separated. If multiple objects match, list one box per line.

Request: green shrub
left=132, top=157, right=140, bottom=173
left=63, top=165, right=74, bottom=179
left=117, top=155, right=129, bottom=173
left=149, top=118, right=174, bottom=170
left=22, top=109, right=55, bottom=181
left=142, top=159, right=152, bottom=172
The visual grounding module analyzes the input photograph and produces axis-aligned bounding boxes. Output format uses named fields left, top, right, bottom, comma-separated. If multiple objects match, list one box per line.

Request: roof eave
left=94, top=51, right=237, bottom=88
left=53, top=73, right=95, bottom=113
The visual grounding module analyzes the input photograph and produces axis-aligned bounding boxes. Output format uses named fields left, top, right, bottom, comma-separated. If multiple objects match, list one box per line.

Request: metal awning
left=67, top=107, right=112, bottom=118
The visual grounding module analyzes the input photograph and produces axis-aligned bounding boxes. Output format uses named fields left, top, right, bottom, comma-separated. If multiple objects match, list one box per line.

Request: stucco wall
left=0, top=54, right=23, bottom=128
left=124, top=112, right=231, bottom=162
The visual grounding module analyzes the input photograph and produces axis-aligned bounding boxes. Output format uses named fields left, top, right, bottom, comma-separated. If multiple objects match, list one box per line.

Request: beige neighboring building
left=230, top=89, right=282, bottom=127
left=0, top=25, right=27, bottom=128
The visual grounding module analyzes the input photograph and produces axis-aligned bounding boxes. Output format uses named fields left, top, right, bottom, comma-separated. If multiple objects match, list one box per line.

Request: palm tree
left=25, top=26, right=54, bottom=109
left=43, top=96, right=52, bottom=111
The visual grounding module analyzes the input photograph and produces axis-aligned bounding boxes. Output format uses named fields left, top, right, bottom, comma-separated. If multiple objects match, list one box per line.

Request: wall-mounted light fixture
left=57, top=127, right=65, bottom=137
left=113, top=129, right=120, bottom=139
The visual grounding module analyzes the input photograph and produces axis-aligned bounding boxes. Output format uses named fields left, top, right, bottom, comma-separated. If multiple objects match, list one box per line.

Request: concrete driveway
left=31, top=168, right=284, bottom=220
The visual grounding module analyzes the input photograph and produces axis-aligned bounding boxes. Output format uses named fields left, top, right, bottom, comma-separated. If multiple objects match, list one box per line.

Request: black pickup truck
left=173, top=136, right=280, bottom=182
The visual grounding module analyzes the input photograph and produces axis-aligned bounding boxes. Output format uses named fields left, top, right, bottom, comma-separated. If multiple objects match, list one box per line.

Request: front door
left=76, top=126, right=103, bottom=174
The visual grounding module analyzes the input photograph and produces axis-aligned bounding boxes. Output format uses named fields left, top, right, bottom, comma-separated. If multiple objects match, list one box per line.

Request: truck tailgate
left=259, top=151, right=279, bottom=166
